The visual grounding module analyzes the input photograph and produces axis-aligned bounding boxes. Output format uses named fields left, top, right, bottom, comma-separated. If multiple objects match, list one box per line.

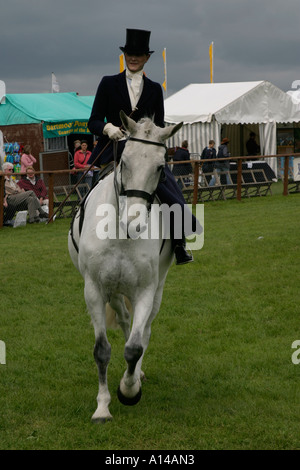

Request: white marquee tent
left=164, top=80, right=300, bottom=174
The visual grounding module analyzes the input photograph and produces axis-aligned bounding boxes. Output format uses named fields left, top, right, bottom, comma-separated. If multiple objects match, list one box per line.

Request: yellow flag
left=209, top=42, right=214, bottom=83
left=119, top=54, right=125, bottom=73
left=162, top=48, right=167, bottom=93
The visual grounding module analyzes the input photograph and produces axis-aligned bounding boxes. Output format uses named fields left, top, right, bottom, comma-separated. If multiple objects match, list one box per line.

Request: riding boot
left=174, top=240, right=193, bottom=265
left=168, top=209, right=194, bottom=265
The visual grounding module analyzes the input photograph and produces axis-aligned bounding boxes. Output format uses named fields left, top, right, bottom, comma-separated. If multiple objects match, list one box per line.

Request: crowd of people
left=171, top=137, right=231, bottom=187
left=1, top=130, right=260, bottom=228
left=2, top=161, right=49, bottom=226
left=171, top=131, right=260, bottom=188
left=1, top=137, right=96, bottom=227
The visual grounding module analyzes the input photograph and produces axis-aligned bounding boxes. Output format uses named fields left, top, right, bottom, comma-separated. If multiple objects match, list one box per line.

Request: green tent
left=0, top=92, right=94, bottom=138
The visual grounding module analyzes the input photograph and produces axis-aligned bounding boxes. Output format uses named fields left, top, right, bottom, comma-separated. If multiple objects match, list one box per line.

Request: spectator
left=201, top=140, right=216, bottom=183
left=209, top=137, right=231, bottom=186
left=17, top=166, right=49, bottom=209
left=74, top=140, right=93, bottom=192
left=3, top=192, right=14, bottom=227
left=21, top=144, right=37, bottom=174
left=73, top=140, right=81, bottom=154
left=246, top=132, right=260, bottom=157
left=172, top=141, right=193, bottom=189
left=69, top=140, right=81, bottom=184
left=2, top=162, right=48, bottom=224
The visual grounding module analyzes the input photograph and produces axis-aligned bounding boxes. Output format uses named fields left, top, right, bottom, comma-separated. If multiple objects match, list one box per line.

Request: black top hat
left=120, top=29, right=154, bottom=55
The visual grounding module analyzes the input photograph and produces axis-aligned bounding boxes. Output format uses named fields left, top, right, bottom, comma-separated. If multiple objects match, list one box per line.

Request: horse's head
left=118, top=111, right=183, bottom=238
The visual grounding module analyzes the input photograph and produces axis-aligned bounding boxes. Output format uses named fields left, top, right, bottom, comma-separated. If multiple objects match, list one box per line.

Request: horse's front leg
left=118, top=290, right=155, bottom=406
left=84, top=275, right=112, bottom=422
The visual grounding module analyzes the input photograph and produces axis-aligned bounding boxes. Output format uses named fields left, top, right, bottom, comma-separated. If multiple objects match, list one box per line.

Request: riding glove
left=103, top=123, right=124, bottom=140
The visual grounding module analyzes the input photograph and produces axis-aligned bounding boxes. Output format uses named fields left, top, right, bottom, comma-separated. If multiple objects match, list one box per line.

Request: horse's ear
left=120, top=110, right=137, bottom=134
left=159, top=122, right=183, bottom=142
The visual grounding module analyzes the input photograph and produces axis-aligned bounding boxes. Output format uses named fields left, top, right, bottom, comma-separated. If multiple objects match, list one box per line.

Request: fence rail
left=170, top=152, right=300, bottom=205
left=0, top=153, right=299, bottom=228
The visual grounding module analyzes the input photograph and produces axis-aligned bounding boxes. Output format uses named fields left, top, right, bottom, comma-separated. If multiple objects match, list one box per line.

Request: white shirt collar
left=126, top=69, right=144, bottom=80
left=27, top=176, right=36, bottom=184
left=125, top=69, right=144, bottom=109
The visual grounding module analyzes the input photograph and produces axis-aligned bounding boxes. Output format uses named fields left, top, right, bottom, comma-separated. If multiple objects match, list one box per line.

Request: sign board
left=43, top=121, right=91, bottom=138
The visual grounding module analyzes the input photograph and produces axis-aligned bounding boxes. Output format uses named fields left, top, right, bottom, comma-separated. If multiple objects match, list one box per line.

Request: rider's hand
left=103, top=123, right=124, bottom=140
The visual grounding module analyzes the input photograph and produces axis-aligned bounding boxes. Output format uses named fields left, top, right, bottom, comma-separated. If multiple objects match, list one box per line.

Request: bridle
left=113, top=136, right=168, bottom=209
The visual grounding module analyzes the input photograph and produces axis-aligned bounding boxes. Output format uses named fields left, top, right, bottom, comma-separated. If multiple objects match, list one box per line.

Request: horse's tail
left=105, top=297, right=133, bottom=330
left=105, top=303, right=121, bottom=330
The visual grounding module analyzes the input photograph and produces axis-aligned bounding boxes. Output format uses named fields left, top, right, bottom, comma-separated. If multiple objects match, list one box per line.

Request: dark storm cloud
left=1, top=0, right=300, bottom=96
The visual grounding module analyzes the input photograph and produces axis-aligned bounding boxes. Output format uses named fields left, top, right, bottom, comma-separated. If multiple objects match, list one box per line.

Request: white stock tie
left=126, top=70, right=143, bottom=110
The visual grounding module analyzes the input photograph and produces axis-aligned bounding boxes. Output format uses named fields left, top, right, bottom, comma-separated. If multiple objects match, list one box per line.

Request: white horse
left=68, top=111, right=183, bottom=422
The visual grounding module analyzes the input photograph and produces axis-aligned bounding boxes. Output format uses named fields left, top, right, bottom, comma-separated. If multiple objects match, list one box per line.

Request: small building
left=0, top=87, right=94, bottom=172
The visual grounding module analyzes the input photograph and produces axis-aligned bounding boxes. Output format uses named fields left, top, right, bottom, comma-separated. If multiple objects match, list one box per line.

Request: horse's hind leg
left=84, top=276, right=112, bottom=422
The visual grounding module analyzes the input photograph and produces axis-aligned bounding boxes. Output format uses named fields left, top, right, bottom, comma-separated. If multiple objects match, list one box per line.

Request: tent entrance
left=221, top=124, right=260, bottom=157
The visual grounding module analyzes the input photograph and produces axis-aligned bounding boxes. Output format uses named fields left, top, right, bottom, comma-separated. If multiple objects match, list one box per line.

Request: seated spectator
left=17, top=166, right=49, bottom=208
left=2, top=162, right=48, bottom=224
left=3, top=193, right=14, bottom=227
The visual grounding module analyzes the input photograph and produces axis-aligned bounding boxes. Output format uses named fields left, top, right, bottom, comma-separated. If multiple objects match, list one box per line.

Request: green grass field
left=0, top=184, right=300, bottom=450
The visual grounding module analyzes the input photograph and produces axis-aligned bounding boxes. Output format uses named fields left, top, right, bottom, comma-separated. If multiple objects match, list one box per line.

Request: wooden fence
left=171, top=152, right=300, bottom=205
left=0, top=153, right=299, bottom=228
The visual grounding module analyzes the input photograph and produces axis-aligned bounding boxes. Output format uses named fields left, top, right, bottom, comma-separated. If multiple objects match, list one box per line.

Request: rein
left=113, top=136, right=167, bottom=207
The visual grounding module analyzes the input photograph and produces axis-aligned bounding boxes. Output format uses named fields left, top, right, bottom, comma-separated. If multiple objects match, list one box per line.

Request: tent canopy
left=76, top=95, right=95, bottom=108
left=164, top=80, right=300, bottom=125
left=0, top=92, right=94, bottom=137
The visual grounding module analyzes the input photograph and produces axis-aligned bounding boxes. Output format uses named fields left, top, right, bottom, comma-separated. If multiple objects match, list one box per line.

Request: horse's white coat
left=68, top=112, right=183, bottom=421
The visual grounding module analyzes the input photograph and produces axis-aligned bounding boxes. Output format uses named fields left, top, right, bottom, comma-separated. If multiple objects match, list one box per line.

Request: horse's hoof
left=91, top=409, right=113, bottom=423
left=117, top=385, right=142, bottom=406
left=93, top=417, right=112, bottom=424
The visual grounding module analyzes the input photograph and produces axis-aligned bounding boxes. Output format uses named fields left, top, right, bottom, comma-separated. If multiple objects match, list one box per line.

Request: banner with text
left=43, top=120, right=91, bottom=138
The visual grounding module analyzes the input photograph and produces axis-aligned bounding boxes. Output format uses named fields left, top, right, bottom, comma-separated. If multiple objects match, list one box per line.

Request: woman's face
left=125, top=53, right=150, bottom=73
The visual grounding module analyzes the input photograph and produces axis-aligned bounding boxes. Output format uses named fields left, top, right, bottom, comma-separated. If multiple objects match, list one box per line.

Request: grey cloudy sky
left=1, top=0, right=300, bottom=98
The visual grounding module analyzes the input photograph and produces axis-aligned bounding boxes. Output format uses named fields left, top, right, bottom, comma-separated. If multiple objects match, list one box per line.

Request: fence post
left=236, top=158, right=242, bottom=201
left=0, top=174, right=4, bottom=228
left=193, top=162, right=199, bottom=206
left=283, top=155, right=289, bottom=196
left=48, top=173, right=54, bottom=223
